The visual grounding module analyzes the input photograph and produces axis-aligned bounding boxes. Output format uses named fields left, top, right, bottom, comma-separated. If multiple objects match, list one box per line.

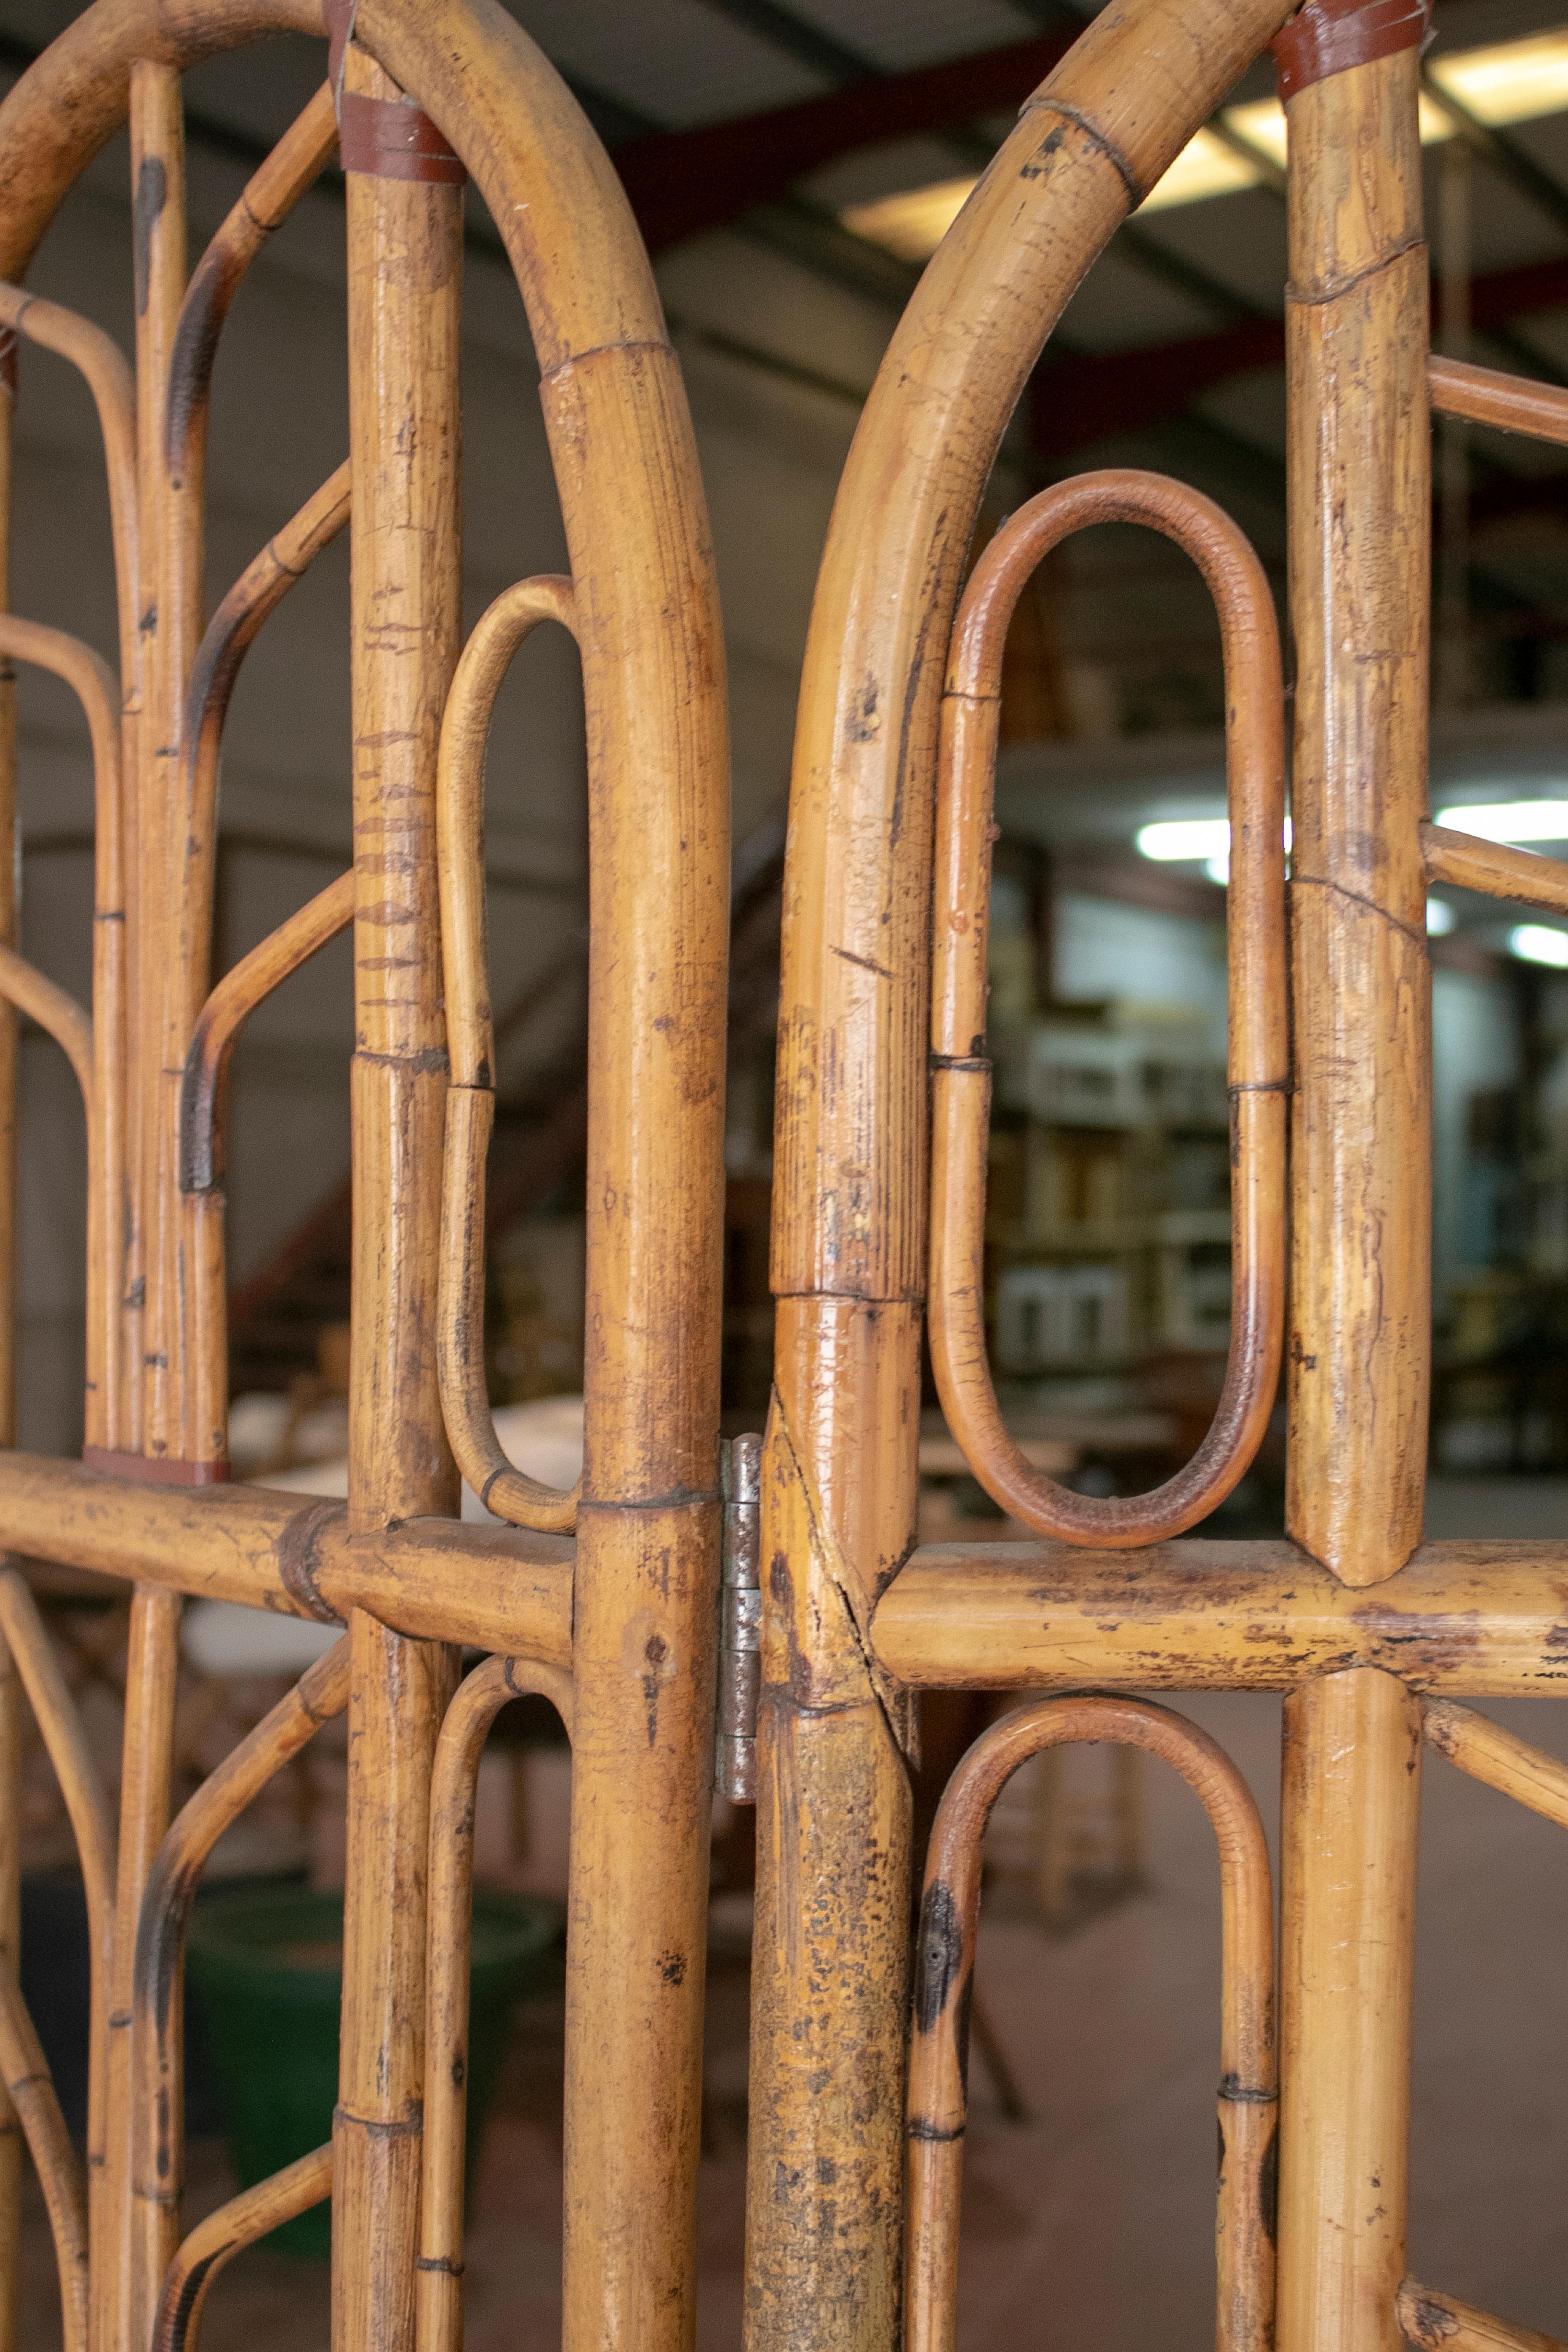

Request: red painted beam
left=1032, top=252, right=1568, bottom=458
left=617, top=29, right=1076, bottom=254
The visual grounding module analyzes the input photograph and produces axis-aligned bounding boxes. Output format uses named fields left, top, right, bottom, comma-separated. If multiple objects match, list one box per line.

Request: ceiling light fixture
left=1510, top=923, right=1568, bottom=968
left=842, top=29, right=1568, bottom=261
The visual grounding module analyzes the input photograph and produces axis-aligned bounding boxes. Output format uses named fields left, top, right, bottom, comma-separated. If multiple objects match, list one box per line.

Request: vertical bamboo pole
left=1282, top=29, right=1431, bottom=1590
left=335, top=44, right=460, bottom=2352
left=1277, top=1671, right=1423, bottom=2352
left=111, top=63, right=188, bottom=2352
left=1277, top=22, right=1431, bottom=2352
left=0, top=330, right=18, bottom=2352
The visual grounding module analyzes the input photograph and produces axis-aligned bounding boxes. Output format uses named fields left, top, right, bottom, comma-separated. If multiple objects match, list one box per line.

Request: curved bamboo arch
left=929, top=471, right=1287, bottom=1543
left=905, top=1694, right=1276, bottom=2352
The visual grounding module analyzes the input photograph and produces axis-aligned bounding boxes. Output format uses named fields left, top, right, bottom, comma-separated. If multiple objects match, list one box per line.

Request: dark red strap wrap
left=321, top=0, right=467, bottom=185
left=337, top=91, right=466, bottom=183
left=1273, top=0, right=1430, bottom=102
left=82, top=1444, right=230, bottom=1486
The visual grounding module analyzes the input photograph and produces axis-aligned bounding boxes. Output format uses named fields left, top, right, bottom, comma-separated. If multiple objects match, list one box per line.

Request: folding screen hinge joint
left=715, top=1432, right=762, bottom=1802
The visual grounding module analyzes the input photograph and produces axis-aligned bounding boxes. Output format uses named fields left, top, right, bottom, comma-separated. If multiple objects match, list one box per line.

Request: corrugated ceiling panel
left=507, top=0, right=829, bottom=128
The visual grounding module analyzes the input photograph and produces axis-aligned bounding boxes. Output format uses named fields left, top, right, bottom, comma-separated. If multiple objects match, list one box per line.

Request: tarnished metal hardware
left=716, top=1433, right=762, bottom=1801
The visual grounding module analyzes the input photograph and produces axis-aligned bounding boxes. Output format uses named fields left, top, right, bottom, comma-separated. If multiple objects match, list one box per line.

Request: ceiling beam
left=613, top=28, right=1076, bottom=252
left=1033, top=251, right=1568, bottom=460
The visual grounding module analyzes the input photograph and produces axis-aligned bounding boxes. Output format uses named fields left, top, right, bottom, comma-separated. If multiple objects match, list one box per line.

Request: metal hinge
left=715, top=1433, right=762, bottom=1802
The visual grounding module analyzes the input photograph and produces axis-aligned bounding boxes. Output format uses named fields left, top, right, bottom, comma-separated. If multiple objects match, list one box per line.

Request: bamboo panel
left=870, top=1538, right=1568, bottom=1696
left=750, top=0, right=1335, bottom=2334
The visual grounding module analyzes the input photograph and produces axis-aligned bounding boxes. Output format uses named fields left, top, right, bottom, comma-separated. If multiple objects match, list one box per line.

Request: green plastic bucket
left=187, top=1883, right=560, bottom=2257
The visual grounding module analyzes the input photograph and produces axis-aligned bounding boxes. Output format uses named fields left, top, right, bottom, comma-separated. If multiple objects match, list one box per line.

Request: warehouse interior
left=4, top=0, right=1568, bottom=2344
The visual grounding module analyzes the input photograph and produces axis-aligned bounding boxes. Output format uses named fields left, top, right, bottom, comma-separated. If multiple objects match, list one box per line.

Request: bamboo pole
left=1276, top=26, right=1432, bottom=2352
left=335, top=43, right=463, bottom=2350
left=1271, top=14, right=1434, bottom=2344
left=754, top=4, right=1296, bottom=2341
left=868, top=1536, right=1568, bottom=1696
left=1282, top=31, right=1431, bottom=1589
left=1278, top=1670, right=1422, bottom=2352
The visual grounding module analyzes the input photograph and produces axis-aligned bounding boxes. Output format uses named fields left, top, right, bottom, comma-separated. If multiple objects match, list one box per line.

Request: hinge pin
left=716, top=1432, right=762, bottom=1801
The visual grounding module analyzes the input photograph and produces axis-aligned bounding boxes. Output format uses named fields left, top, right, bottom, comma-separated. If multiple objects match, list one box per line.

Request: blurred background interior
left=7, top=0, right=1568, bottom=2343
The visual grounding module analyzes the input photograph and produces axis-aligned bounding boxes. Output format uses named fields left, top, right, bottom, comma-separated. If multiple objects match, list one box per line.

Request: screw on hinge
left=715, top=1432, right=762, bottom=1802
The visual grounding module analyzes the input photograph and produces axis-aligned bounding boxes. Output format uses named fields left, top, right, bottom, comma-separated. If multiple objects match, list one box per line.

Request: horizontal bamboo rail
left=417, top=1653, right=573, bottom=2352
left=930, top=469, right=1284, bottom=1543
left=152, top=2143, right=333, bottom=2352
left=436, top=574, right=580, bottom=1535
left=0, top=1454, right=572, bottom=1659
left=1428, top=354, right=1568, bottom=446
left=180, top=869, right=353, bottom=1193
left=0, top=1973, right=88, bottom=2352
left=1420, top=822, right=1568, bottom=918
left=1399, top=2281, right=1565, bottom=2352
left=906, top=1695, right=1274, bottom=2352
left=870, top=1539, right=1568, bottom=1694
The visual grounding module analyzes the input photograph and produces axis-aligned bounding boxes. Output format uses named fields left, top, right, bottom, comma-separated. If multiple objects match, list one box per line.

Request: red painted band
left=82, top=1445, right=230, bottom=1487
left=338, top=91, right=467, bottom=184
left=1273, top=0, right=1429, bottom=103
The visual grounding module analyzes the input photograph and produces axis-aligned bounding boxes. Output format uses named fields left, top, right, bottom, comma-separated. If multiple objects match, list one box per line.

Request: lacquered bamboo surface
left=152, top=2145, right=333, bottom=2352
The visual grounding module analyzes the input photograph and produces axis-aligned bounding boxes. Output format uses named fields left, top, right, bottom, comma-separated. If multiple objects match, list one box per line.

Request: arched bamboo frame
left=928, top=469, right=1286, bottom=1543
left=0, top=11, right=729, bottom=2352
left=905, top=1695, right=1276, bottom=2352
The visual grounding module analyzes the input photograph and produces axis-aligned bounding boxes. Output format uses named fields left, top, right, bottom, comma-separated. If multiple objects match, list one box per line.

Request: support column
left=1276, top=10, right=1432, bottom=2352
left=335, top=42, right=462, bottom=2352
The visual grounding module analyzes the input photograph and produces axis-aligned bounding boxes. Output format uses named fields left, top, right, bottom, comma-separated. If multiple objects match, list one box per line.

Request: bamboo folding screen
left=0, top=4, right=729, bottom=2350
left=3, top=3, right=1568, bottom=2352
